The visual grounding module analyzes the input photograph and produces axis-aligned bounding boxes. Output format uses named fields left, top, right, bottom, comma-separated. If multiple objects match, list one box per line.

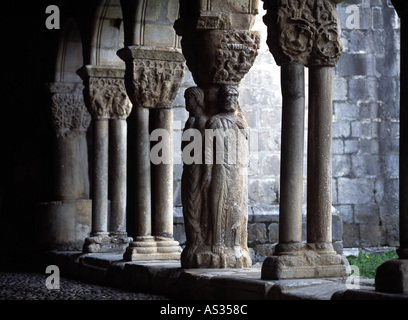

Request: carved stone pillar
left=36, top=82, right=92, bottom=251
left=261, top=0, right=349, bottom=279
left=375, top=1, right=408, bottom=294
left=78, top=65, right=132, bottom=253
left=48, top=82, right=91, bottom=201
left=175, top=0, right=260, bottom=268
left=118, top=46, right=185, bottom=260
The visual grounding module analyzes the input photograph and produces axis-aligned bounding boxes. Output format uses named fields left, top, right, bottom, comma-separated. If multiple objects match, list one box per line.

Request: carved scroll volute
left=48, top=82, right=91, bottom=137
left=77, top=66, right=132, bottom=120
left=262, top=0, right=345, bottom=67
left=117, top=46, right=186, bottom=109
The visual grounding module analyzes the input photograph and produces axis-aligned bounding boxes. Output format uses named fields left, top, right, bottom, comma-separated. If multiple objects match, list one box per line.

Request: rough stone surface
left=32, top=251, right=408, bottom=300
left=0, top=271, right=168, bottom=300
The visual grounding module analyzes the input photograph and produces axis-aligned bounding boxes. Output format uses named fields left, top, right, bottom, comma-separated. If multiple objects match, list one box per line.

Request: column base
left=83, top=234, right=132, bottom=253
left=375, top=259, right=408, bottom=294
left=181, top=245, right=252, bottom=269
left=261, top=246, right=350, bottom=280
left=123, top=236, right=181, bottom=261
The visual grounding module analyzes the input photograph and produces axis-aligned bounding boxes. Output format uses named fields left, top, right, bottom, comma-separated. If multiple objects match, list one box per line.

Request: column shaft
left=307, top=66, right=334, bottom=250
left=134, top=106, right=152, bottom=238
left=55, top=132, right=89, bottom=200
left=92, top=119, right=109, bottom=236
left=277, top=63, right=305, bottom=252
left=155, top=108, right=174, bottom=239
left=109, top=119, right=127, bottom=236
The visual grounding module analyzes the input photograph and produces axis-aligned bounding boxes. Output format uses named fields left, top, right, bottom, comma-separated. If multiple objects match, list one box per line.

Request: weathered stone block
left=337, top=178, right=376, bottom=204
left=333, top=154, right=352, bottom=177
left=248, top=223, right=267, bottom=244
left=376, top=259, right=408, bottom=294
left=36, top=200, right=92, bottom=251
left=336, top=53, right=375, bottom=77
left=349, top=78, right=378, bottom=101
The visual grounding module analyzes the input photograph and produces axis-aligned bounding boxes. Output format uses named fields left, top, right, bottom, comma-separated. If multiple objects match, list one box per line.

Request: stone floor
left=1, top=250, right=407, bottom=302
left=0, top=271, right=168, bottom=300
left=37, top=251, right=408, bottom=300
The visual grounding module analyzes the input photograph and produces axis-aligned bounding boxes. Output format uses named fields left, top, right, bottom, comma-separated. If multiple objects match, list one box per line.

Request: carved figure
left=181, top=85, right=251, bottom=268
left=263, top=0, right=342, bottom=66
left=205, top=86, right=249, bottom=256
left=181, top=87, right=208, bottom=260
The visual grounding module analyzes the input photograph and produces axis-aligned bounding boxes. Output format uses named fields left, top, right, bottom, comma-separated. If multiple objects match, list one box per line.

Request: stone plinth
left=36, top=200, right=91, bottom=251
left=123, top=237, right=181, bottom=261
left=262, top=246, right=349, bottom=280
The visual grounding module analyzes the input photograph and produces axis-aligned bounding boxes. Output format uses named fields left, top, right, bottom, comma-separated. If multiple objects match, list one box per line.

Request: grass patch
left=346, top=249, right=398, bottom=279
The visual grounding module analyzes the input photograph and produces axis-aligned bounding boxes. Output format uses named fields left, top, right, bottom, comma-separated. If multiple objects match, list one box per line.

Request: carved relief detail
left=50, top=93, right=91, bottom=136
left=263, top=0, right=343, bottom=66
left=118, top=46, right=186, bottom=109
left=84, top=77, right=132, bottom=119
left=48, top=82, right=91, bottom=137
left=129, top=59, right=185, bottom=109
left=213, top=30, right=260, bottom=85
left=181, top=85, right=251, bottom=268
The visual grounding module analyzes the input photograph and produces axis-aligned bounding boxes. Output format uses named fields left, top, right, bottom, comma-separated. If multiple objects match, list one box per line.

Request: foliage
left=346, top=249, right=398, bottom=279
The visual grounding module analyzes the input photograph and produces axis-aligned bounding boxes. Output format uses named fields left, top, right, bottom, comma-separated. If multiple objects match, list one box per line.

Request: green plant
left=346, top=249, right=398, bottom=279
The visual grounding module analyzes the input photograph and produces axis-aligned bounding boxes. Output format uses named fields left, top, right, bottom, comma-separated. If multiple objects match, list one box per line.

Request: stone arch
left=78, top=0, right=125, bottom=66
left=54, top=17, right=84, bottom=83
left=120, top=0, right=181, bottom=48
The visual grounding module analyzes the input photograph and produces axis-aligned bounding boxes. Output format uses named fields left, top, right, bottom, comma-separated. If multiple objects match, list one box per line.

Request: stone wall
left=172, top=0, right=401, bottom=259
left=334, top=0, right=400, bottom=248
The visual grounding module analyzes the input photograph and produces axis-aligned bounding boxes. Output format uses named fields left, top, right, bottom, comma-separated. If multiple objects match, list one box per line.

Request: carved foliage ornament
left=50, top=93, right=91, bottom=136
left=263, top=0, right=343, bottom=67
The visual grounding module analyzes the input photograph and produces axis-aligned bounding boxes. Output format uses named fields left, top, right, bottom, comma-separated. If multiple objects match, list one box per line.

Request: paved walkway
left=0, top=271, right=168, bottom=300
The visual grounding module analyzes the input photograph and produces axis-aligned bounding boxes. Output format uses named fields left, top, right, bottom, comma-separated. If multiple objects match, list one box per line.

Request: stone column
left=275, top=63, right=305, bottom=255
left=78, top=65, right=132, bottom=253
left=307, top=66, right=336, bottom=254
left=118, top=46, right=185, bottom=260
left=109, top=118, right=130, bottom=237
left=261, top=0, right=349, bottom=279
left=36, top=82, right=92, bottom=251
left=375, top=1, right=408, bottom=294
left=48, top=82, right=91, bottom=201
left=133, top=106, right=152, bottom=240
left=155, top=109, right=174, bottom=234
left=175, top=0, right=260, bottom=268
left=91, top=118, right=109, bottom=238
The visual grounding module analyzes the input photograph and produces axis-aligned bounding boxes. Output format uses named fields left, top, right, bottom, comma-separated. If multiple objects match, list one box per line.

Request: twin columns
left=78, top=47, right=185, bottom=260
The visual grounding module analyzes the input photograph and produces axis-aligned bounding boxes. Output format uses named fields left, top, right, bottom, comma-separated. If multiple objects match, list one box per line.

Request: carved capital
left=179, top=29, right=260, bottom=87
left=175, top=0, right=259, bottom=34
left=117, top=46, right=186, bottom=109
left=47, top=82, right=91, bottom=136
left=77, top=66, right=132, bottom=119
left=262, top=0, right=343, bottom=67
left=213, top=30, right=260, bottom=85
